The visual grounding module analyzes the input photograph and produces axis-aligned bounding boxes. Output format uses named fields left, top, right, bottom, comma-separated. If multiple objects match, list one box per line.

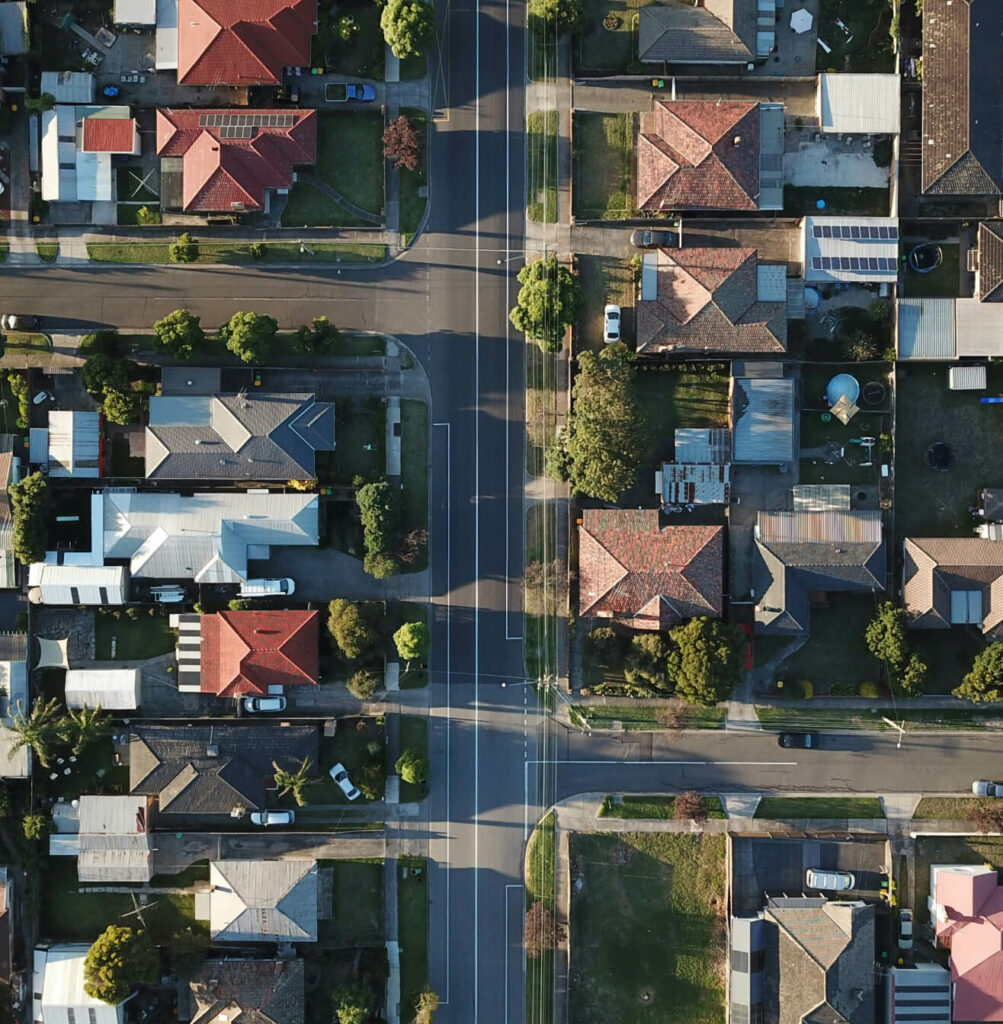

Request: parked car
left=0, top=314, right=38, bottom=331
left=250, top=809, right=295, bottom=827
left=777, top=732, right=820, bottom=749
left=898, top=909, right=914, bottom=950
left=629, top=229, right=678, bottom=249
left=329, top=762, right=361, bottom=800
left=239, top=577, right=296, bottom=597
left=243, top=695, right=287, bottom=713
left=31, top=391, right=54, bottom=405
left=973, top=780, right=1003, bottom=797
left=805, top=869, right=855, bottom=892
left=603, top=304, right=621, bottom=344
left=325, top=82, right=376, bottom=102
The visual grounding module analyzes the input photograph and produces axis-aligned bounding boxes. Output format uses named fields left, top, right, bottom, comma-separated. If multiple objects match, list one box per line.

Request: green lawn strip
left=36, top=242, right=58, bottom=263
left=755, top=797, right=885, bottom=819
left=395, top=601, right=429, bottom=689
left=783, top=186, right=890, bottom=217
left=3, top=333, right=51, bottom=355
left=526, top=811, right=556, bottom=904
left=400, top=399, right=429, bottom=570
left=577, top=0, right=651, bottom=71
left=315, top=717, right=386, bottom=805
left=399, top=107, right=429, bottom=244
left=398, top=855, right=429, bottom=1018
left=527, top=109, right=558, bottom=223
left=912, top=797, right=979, bottom=820
left=526, top=501, right=559, bottom=682
left=574, top=704, right=726, bottom=730
left=599, top=794, right=725, bottom=819
left=914, top=836, right=1003, bottom=926
left=0, top=242, right=8, bottom=263
left=527, top=501, right=558, bottom=565
left=338, top=333, right=386, bottom=355
left=526, top=948, right=555, bottom=1024
left=572, top=112, right=635, bottom=221
left=87, top=240, right=385, bottom=264
left=526, top=340, right=558, bottom=476
left=900, top=243, right=960, bottom=298
left=755, top=705, right=991, bottom=730
left=398, top=714, right=428, bottom=802
left=317, top=858, right=384, bottom=944
left=569, top=833, right=725, bottom=1024
left=528, top=14, right=558, bottom=82
left=576, top=255, right=636, bottom=352
left=94, top=612, right=177, bottom=660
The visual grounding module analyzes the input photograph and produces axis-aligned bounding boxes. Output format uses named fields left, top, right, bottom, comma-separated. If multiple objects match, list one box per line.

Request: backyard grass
left=401, top=399, right=429, bottom=569
left=599, top=794, right=726, bottom=819
left=528, top=110, right=559, bottom=223
left=572, top=112, right=635, bottom=221
left=569, top=833, right=725, bottom=1024
left=398, top=856, right=429, bottom=1021
left=399, top=107, right=429, bottom=244
left=755, top=797, right=885, bottom=819
left=816, top=0, right=895, bottom=73
left=899, top=243, right=960, bottom=298
left=282, top=112, right=384, bottom=227
left=36, top=242, right=58, bottom=263
left=572, top=704, right=726, bottom=730
left=913, top=797, right=979, bottom=820
left=37, top=737, right=130, bottom=802
left=318, top=859, right=384, bottom=944
left=576, top=254, right=636, bottom=352
left=914, top=836, right=1003, bottom=926
left=87, top=240, right=386, bottom=264
left=526, top=811, right=556, bottom=904
left=398, top=715, right=428, bottom=802
left=577, top=0, right=651, bottom=71
left=783, top=186, right=890, bottom=217
left=313, top=0, right=384, bottom=78
left=94, top=612, right=177, bottom=661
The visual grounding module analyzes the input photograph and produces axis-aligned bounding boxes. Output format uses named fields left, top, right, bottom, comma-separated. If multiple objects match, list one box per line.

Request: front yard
left=569, top=833, right=726, bottom=1024
left=398, top=856, right=429, bottom=1021
left=316, top=717, right=387, bottom=804
left=576, top=0, right=651, bottom=71
left=576, top=255, right=635, bottom=352
left=572, top=112, right=636, bottom=222
left=318, top=858, right=384, bottom=945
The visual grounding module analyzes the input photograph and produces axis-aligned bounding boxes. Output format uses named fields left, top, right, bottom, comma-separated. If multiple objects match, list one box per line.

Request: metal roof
left=818, top=74, right=901, bottom=134
left=27, top=563, right=128, bottom=605
left=65, top=669, right=140, bottom=710
left=792, top=484, right=851, bottom=510
left=674, top=427, right=731, bottom=463
left=47, top=411, right=101, bottom=478
left=804, top=217, right=899, bottom=282
left=897, top=298, right=957, bottom=359
left=0, top=656, right=27, bottom=778
left=757, top=263, right=787, bottom=302
left=758, top=508, right=882, bottom=543
left=661, top=461, right=730, bottom=505
left=949, top=364, right=987, bottom=390
left=33, top=945, right=125, bottom=1024
left=113, top=0, right=155, bottom=23
left=0, top=2, right=28, bottom=55
left=956, top=299, right=1003, bottom=357
left=207, top=860, right=318, bottom=942
left=39, top=71, right=95, bottom=104
left=759, top=103, right=784, bottom=211
left=732, top=377, right=794, bottom=464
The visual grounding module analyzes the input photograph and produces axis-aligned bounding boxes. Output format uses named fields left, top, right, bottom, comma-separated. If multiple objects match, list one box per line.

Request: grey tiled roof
left=190, top=959, right=304, bottom=1024
left=208, top=860, right=317, bottom=942
left=978, top=222, right=1003, bottom=301
left=639, top=0, right=755, bottom=63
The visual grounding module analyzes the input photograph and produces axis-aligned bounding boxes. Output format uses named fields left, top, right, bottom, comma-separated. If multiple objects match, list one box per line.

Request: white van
left=806, top=869, right=855, bottom=892
left=238, top=577, right=296, bottom=598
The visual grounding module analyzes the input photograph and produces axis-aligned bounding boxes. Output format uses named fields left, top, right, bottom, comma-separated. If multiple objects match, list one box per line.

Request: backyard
left=899, top=243, right=961, bottom=298
left=576, top=255, right=635, bottom=352
left=569, top=832, right=726, bottom=1024
left=576, top=0, right=651, bottom=71
left=783, top=186, right=890, bottom=217
left=94, top=611, right=177, bottom=661
left=572, top=112, right=635, bottom=221
left=816, top=0, right=895, bottom=73
left=318, top=859, right=384, bottom=945
left=313, top=0, right=384, bottom=78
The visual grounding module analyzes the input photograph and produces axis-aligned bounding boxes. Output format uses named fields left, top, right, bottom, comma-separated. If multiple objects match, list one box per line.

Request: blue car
left=346, top=84, right=376, bottom=101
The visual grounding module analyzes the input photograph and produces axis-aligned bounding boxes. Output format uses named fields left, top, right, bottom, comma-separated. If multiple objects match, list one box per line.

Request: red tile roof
left=637, top=100, right=760, bottom=212
left=177, top=0, right=317, bottom=86
left=200, top=609, right=319, bottom=697
left=578, top=510, right=723, bottom=629
left=81, top=117, right=136, bottom=153
left=156, top=108, right=317, bottom=212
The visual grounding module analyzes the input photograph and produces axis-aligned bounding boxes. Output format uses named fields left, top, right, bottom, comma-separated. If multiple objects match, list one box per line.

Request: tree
left=347, top=669, right=381, bottom=700
left=59, top=706, right=112, bottom=756
left=674, top=790, right=707, bottom=822
left=393, top=620, right=429, bottom=667
left=364, top=551, right=399, bottom=579
left=841, top=329, right=879, bottom=362
left=398, top=527, right=428, bottom=567
left=9, top=471, right=49, bottom=565
left=383, top=114, right=423, bottom=171
left=102, top=388, right=140, bottom=426
left=169, top=926, right=209, bottom=975
left=968, top=800, right=1003, bottom=833
left=584, top=627, right=625, bottom=670
left=291, top=316, right=340, bottom=356
left=524, top=901, right=564, bottom=957
left=667, top=617, right=743, bottom=707
left=169, top=232, right=198, bottom=263
left=396, top=747, right=428, bottom=785
left=865, top=602, right=909, bottom=671
left=509, top=257, right=582, bottom=354
left=80, top=353, right=129, bottom=398
left=955, top=643, right=1003, bottom=704
left=413, top=988, right=440, bottom=1024
left=154, top=309, right=204, bottom=361
left=898, top=653, right=928, bottom=698
left=327, top=599, right=383, bottom=661
left=136, top=205, right=161, bottom=226
left=623, top=632, right=671, bottom=691
left=83, top=925, right=159, bottom=1004
left=380, top=0, right=435, bottom=59
left=22, top=812, right=48, bottom=841
left=356, top=762, right=385, bottom=800
left=24, top=92, right=55, bottom=113
left=332, top=981, right=375, bottom=1024
left=219, top=311, right=278, bottom=363
left=357, top=480, right=400, bottom=577
left=528, top=0, right=582, bottom=31
left=562, top=345, right=649, bottom=502
left=6, top=697, right=63, bottom=768
left=272, top=757, right=317, bottom=807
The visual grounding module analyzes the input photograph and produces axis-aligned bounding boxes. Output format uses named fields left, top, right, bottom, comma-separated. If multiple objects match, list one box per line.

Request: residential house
left=0, top=633, right=28, bottom=779
left=922, top=0, right=1002, bottom=196
left=29, top=411, right=101, bottom=478
left=929, top=863, right=1003, bottom=1020
left=885, top=964, right=951, bottom=1024
left=187, top=958, right=304, bottom=1024
left=27, top=563, right=128, bottom=606
left=145, top=386, right=334, bottom=480
left=156, top=0, right=317, bottom=85
left=753, top=509, right=886, bottom=634
left=902, top=538, right=1003, bottom=635
left=638, top=0, right=774, bottom=65
left=637, top=100, right=784, bottom=213
left=803, top=217, right=900, bottom=284
left=195, top=860, right=318, bottom=943
left=0, top=2, right=28, bottom=56
left=175, top=609, right=320, bottom=696
left=128, top=723, right=319, bottom=822
left=156, top=108, right=317, bottom=214
left=730, top=375, right=794, bottom=465
left=64, top=668, right=140, bottom=710
left=578, top=510, right=723, bottom=630
left=32, top=944, right=126, bottom=1024
left=49, top=795, right=154, bottom=882
left=636, top=246, right=788, bottom=355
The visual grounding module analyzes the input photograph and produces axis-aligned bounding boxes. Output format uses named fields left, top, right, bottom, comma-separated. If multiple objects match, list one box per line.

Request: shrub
left=797, top=679, right=814, bottom=700
left=396, top=746, right=429, bottom=784
left=673, top=790, right=706, bottom=822
left=383, top=114, right=423, bottom=172
left=623, top=632, right=671, bottom=691
left=169, top=232, right=198, bottom=263
left=524, top=901, right=564, bottom=958
left=22, top=812, right=48, bottom=840
left=327, top=599, right=383, bottom=661
left=584, top=626, right=624, bottom=669
left=136, top=205, right=161, bottom=226
left=347, top=670, right=381, bottom=700
left=7, top=372, right=27, bottom=429
left=9, top=471, right=49, bottom=565
left=858, top=681, right=881, bottom=698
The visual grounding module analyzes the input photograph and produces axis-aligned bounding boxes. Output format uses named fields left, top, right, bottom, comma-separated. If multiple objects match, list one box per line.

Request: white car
left=898, top=909, right=913, bottom=950
left=806, top=868, right=855, bottom=892
left=329, top=762, right=361, bottom=800
left=250, top=809, right=294, bottom=827
left=0, top=314, right=38, bottom=331
left=243, top=695, right=287, bottom=713
left=603, top=304, right=621, bottom=344
left=973, top=780, right=1003, bottom=797
left=239, top=577, right=296, bottom=597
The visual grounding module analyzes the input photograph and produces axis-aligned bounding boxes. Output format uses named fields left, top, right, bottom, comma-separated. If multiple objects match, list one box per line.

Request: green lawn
left=569, top=833, right=725, bottom=1024
left=318, top=859, right=384, bottom=945
left=319, top=397, right=386, bottom=484
left=572, top=704, right=726, bottom=730
left=315, top=717, right=386, bottom=804
left=755, top=797, right=885, bottom=819
left=913, top=797, right=979, bottom=820
left=313, top=0, right=384, bottom=78
left=573, top=112, right=635, bottom=221
left=783, top=186, right=890, bottom=217
left=576, top=255, right=636, bottom=352
left=399, top=107, right=429, bottom=244
left=599, top=794, right=725, bottom=819
left=756, top=705, right=996, bottom=730
left=398, top=856, right=429, bottom=1020
left=526, top=339, right=559, bottom=476
left=36, top=242, right=58, bottom=263
left=400, top=399, right=429, bottom=570
left=526, top=812, right=556, bottom=904
left=816, top=0, right=895, bottom=73
left=908, top=627, right=985, bottom=696
left=899, top=243, right=960, bottom=298
left=87, top=240, right=385, bottom=264
left=915, top=836, right=1003, bottom=926
left=528, top=14, right=558, bottom=82
left=282, top=112, right=385, bottom=227
left=3, top=333, right=51, bottom=355
left=94, top=612, right=177, bottom=660
left=577, top=0, right=651, bottom=71
left=527, top=948, right=555, bottom=1024
left=528, top=110, right=558, bottom=223
left=398, top=715, right=428, bottom=802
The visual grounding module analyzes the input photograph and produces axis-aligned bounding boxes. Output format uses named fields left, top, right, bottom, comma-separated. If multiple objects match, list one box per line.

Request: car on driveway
left=250, top=809, right=295, bottom=827
left=326, top=82, right=376, bottom=102
left=329, top=762, right=361, bottom=800
left=603, top=304, right=621, bottom=344
left=243, top=695, right=287, bottom=713
left=806, top=868, right=855, bottom=892
left=778, top=732, right=820, bottom=749
left=973, top=780, right=1003, bottom=797
left=898, top=909, right=914, bottom=950
left=1, top=314, right=38, bottom=331
left=629, top=229, right=678, bottom=249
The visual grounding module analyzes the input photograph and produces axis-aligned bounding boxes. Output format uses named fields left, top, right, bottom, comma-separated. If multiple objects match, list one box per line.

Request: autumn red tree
left=525, top=901, right=564, bottom=957
left=674, top=790, right=707, bottom=822
left=968, top=800, right=1003, bottom=833
left=383, top=115, right=422, bottom=171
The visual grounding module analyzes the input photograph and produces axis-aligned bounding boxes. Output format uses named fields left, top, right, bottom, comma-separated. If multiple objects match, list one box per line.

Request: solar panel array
left=811, top=223, right=898, bottom=240
left=198, top=113, right=297, bottom=128
left=811, top=256, right=898, bottom=271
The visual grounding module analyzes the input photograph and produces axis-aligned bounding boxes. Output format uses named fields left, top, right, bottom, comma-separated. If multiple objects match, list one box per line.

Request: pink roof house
left=930, top=863, right=1003, bottom=1020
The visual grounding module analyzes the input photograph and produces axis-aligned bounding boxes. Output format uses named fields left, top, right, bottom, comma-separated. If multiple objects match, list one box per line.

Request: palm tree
left=6, top=697, right=64, bottom=768
left=59, top=706, right=113, bottom=756
left=273, top=757, right=317, bottom=808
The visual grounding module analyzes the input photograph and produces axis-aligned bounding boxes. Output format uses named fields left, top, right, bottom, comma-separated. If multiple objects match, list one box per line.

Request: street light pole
left=881, top=716, right=906, bottom=749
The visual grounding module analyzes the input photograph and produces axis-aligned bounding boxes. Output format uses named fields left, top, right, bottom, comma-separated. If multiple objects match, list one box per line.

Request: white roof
left=949, top=364, right=987, bottom=390
left=155, top=0, right=178, bottom=69
left=33, top=944, right=125, bottom=1024
left=897, top=298, right=956, bottom=359
left=0, top=2, right=28, bottom=56
left=113, top=0, right=155, bottom=24
left=47, top=411, right=101, bottom=478
left=40, top=107, right=77, bottom=202
left=39, top=71, right=94, bottom=104
left=28, top=563, right=127, bottom=606
left=818, top=73, right=901, bottom=134
left=757, top=264, right=787, bottom=302
left=956, top=299, right=1003, bottom=357
left=804, top=217, right=899, bottom=283
left=0, top=658, right=27, bottom=778
left=65, top=669, right=139, bottom=710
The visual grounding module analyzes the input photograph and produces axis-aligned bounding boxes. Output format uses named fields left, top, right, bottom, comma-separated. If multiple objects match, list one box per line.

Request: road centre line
left=473, top=0, right=482, bottom=1010
left=528, top=759, right=800, bottom=766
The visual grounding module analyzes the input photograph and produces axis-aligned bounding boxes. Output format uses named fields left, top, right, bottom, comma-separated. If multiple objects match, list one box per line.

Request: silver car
left=329, top=762, right=361, bottom=800
left=250, top=809, right=294, bottom=827
left=603, top=304, right=621, bottom=344
left=806, top=868, right=855, bottom=892
left=973, top=780, right=1003, bottom=797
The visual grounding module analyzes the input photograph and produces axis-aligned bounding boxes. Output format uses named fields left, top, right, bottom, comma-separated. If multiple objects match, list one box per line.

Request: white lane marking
left=528, top=760, right=800, bottom=766
left=504, top=883, right=524, bottom=1024
left=474, top=0, right=482, bottom=1011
